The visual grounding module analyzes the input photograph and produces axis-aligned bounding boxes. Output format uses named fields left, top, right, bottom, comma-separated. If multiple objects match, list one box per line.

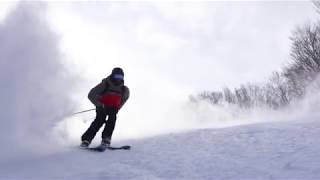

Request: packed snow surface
left=0, top=119, right=319, bottom=180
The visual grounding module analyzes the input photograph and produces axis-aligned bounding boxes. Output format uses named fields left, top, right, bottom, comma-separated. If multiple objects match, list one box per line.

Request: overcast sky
left=0, top=1, right=318, bottom=95
left=44, top=1, right=319, bottom=94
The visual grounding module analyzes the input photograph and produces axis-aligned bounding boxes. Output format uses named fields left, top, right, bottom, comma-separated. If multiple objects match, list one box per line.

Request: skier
left=80, top=67, right=130, bottom=150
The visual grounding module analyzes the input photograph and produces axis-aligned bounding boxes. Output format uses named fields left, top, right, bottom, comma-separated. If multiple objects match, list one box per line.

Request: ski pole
left=71, top=108, right=96, bottom=116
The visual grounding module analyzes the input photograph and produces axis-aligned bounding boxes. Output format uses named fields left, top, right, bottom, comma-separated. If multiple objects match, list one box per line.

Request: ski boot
left=95, top=138, right=111, bottom=152
left=80, top=140, right=90, bottom=149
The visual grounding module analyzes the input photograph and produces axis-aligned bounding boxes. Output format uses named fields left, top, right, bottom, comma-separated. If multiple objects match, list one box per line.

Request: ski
left=108, top=145, right=131, bottom=150
left=81, top=145, right=131, bottom=152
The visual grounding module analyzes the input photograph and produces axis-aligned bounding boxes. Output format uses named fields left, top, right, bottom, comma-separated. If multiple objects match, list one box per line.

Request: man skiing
left=80, top=67, right=129, bottom=150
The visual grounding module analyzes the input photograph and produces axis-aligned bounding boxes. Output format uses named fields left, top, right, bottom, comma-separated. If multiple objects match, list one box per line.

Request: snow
left=1, top=119, right=320, bottom=180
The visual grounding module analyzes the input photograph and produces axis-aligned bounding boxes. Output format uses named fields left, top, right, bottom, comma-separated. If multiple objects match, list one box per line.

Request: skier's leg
left=81, top=107, right=107, bottom=143
left=102, top=108, right=118, bottom=141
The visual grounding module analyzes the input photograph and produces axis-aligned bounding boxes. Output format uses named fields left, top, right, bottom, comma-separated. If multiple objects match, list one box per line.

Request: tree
left=223, top=88, right=235, bottom=104
left=290, top=24, right=320, bottom=75
left=192, top=13, right=320, bottom=111
left=313, top=1, right=320, bottom=14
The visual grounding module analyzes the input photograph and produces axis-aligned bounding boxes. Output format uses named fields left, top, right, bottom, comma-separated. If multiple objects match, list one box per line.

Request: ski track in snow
left=1, top=119, right=320, bottom=180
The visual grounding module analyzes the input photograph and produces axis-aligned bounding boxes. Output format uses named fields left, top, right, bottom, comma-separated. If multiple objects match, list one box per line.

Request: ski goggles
left=113, top=74, right=124, bottom=80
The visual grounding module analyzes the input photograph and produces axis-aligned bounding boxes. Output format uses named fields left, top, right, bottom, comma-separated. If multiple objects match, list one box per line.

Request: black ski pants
left=81, top=106, right=118, bottom=143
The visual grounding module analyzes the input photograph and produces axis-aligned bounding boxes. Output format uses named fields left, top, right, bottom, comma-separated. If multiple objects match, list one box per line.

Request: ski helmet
left=111, top=67, right=124, bottom=80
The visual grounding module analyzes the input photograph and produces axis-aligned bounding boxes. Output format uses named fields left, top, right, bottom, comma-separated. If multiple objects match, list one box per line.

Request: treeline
left=191, top=5, right=320, bottom=110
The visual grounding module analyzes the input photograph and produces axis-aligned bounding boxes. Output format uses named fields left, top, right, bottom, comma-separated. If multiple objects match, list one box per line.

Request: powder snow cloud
left=0, top=1, right=76, bottom=159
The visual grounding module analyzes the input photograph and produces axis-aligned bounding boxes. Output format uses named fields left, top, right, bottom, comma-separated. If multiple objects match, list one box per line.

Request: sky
left=46, top=1, right=319, bottom=92
left=0, top=1, right=319, bottom=148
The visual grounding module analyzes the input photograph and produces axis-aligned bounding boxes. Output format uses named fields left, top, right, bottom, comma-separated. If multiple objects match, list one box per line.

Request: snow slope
left=1, top=119, right=320, bottom=180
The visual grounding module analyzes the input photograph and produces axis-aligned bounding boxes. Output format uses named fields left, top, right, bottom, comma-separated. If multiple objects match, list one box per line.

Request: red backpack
left=99, top=84, right=125, bottom=109
left=99, top=93, right=122, bottom=109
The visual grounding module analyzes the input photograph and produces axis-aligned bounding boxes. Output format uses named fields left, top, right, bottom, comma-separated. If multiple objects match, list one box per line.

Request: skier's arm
left=88, top=80, right=107, bottom=107
left=121, top=86, right=130, bottom=108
